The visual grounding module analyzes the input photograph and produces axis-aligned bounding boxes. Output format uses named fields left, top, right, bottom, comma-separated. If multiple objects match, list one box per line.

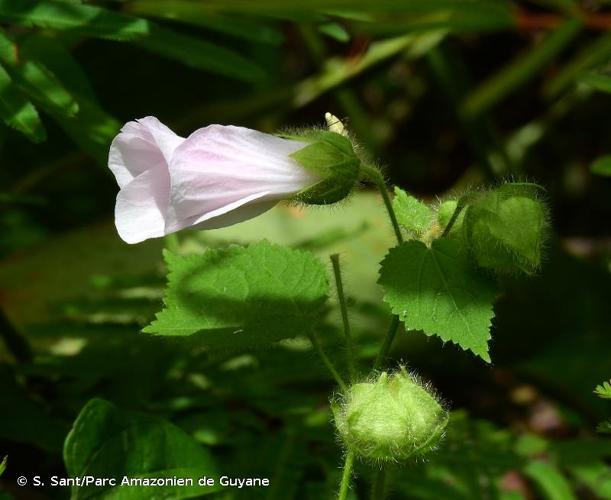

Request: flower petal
left=115, top=168, right=170, bottom=244
left=108, top=116, right=184, bottom=188
left=166, top=125, right=318, bottom=232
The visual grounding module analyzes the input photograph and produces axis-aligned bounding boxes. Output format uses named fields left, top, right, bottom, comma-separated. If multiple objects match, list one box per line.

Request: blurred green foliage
left=0, top=0, right=610, bottom=499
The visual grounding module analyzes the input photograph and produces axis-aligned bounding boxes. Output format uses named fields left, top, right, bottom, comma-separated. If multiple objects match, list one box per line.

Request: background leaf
left=64, top=398, right=221, bottom=499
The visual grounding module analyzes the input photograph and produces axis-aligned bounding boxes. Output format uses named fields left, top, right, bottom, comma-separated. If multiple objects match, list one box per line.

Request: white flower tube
left=108, top=117, right=321, bottom=244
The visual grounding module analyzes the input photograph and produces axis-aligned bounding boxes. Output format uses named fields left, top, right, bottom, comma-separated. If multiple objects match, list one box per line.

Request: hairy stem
left=307, top=331, right=348, bottom=392
left=373, top=315, right=400, bottom=370
left=331, top=254, right=356, bottom=381
left=337, top=450, right=355, bottom=500
left=370, top=467, right=388, bottom=500
left=360, top=165, right=403, bottom=245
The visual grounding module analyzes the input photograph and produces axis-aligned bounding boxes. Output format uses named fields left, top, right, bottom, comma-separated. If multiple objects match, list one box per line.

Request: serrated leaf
left=379, top=239, right=497, bottom=361
left=591, top=156, right=611, bottom=177
left=392, top=187, right=434, bottom=237
left=594, top=380, right=611, bottom=399
left=144, top=241, right=329, bottom=349
left=0, top=62, right=45, bottom=142
left=64, top=398, right=220, bottom=499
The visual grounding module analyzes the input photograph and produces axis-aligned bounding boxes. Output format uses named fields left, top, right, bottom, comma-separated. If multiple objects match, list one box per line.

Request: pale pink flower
left=108, top=117, right=320, bottom=244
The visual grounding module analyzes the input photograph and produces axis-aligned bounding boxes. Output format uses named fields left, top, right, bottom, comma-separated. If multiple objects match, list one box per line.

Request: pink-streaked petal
left=108, top=116, right=184, bottom=188
left=166, top=125, right=318, bottom=231
left=114, top=168, right=170, bottom=244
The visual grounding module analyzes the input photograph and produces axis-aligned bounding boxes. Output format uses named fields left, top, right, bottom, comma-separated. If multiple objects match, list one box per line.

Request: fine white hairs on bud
left=332, top=367, right=449, bottom=463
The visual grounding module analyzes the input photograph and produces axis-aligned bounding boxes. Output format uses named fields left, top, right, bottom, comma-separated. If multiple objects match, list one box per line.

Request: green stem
left=370, top=467, right=388, bottom=500
left=337, top=450, right=355, bottom=500
left=308, top=330, right=348, bottom=392
left=373, top=316, right=400, bottom=371
left=330, top=254, right=356, bottom=382
left=360, top=164, right=403, bottom=245
left=441, top=202, right=466, bottom=238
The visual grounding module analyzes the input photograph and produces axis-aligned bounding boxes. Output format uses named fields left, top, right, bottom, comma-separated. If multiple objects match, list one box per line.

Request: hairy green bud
left=463, top=183, right=549, bottom=274
left=288, top=130, right=361, bottom=205
left=332, top=369, right=448, bottom=462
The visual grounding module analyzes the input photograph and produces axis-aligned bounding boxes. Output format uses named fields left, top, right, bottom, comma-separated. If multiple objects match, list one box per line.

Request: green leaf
left=523, top=461, right=577, bottom=500
left=144, top=241, right=329, bottom=349
left=13, top=60, right=78, bottom=117
left=0, top=28, right=17, bottom=64
left=0, top=1, right=265, bottom=82
left=379, top=239, right=498, bottom=361
left=0, top=366, right=67, bottom=451
left=20, top=34, right=97, bottom=100
left=594, top=380, right=611, bottom=399
left=392, top=187, right=435, bottom=237
left=134, top=24, right=267, bottom=82
left=579, top=72, right=611, bottom=94
left=318, top=22, right=350, bottom=43
left=49, top=94, right=120, bottom=165
left=0, top=28, right=77, bottom=117
left=126, top=2, right=283, bottom=45
left=462, top=19, right=580, bottom=116
left=464, top=184, right=548, bottom=274
left=567, top=462, right=611, bottom=498
left=591, top=156, right=611, bottom=177
left=0, top=0, right=150, bottom=41
left=544, top=33, right=611, bottom=97
left=64, top=398, right=220, bottom=499
left=16, top=34, right=120, bottom=163
left=0, top=62, right=45, bottom=142
left=597, top=420, right=611, bottom=434
left=0, top=456, right=6, bottom=477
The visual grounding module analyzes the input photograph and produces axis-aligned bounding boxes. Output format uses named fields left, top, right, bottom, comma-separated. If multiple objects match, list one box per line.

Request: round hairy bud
left=285, top=130, right=361, bottom=205
left=332, top=369, right=448, bottom=463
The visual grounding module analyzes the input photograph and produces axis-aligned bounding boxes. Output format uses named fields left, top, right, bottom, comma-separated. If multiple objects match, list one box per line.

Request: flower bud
left=332, top=369, right=448, bottom=462
left=288, top=130, right=361, bottom=205
left=463, top=183, right=549, bottom=274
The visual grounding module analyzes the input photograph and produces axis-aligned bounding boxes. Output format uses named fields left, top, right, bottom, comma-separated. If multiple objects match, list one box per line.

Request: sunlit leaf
left=379, top=239, right=498, bottom=361
left=145, top=241, right=329, bottom=349
left=0, top=62, right=45, bottom=142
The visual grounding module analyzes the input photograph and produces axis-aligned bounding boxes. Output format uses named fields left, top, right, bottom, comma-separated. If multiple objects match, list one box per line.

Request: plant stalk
left=360, top=165, right=403, bottom=245
left=307, top=330, right=348, bottom=392
left=337, top=450, right=355, bottom=500
left=370, top=467, right=388, bottom=500
left=331, top=254, right=356, bottom=382
left=373, top=315, right=400, bottom=370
